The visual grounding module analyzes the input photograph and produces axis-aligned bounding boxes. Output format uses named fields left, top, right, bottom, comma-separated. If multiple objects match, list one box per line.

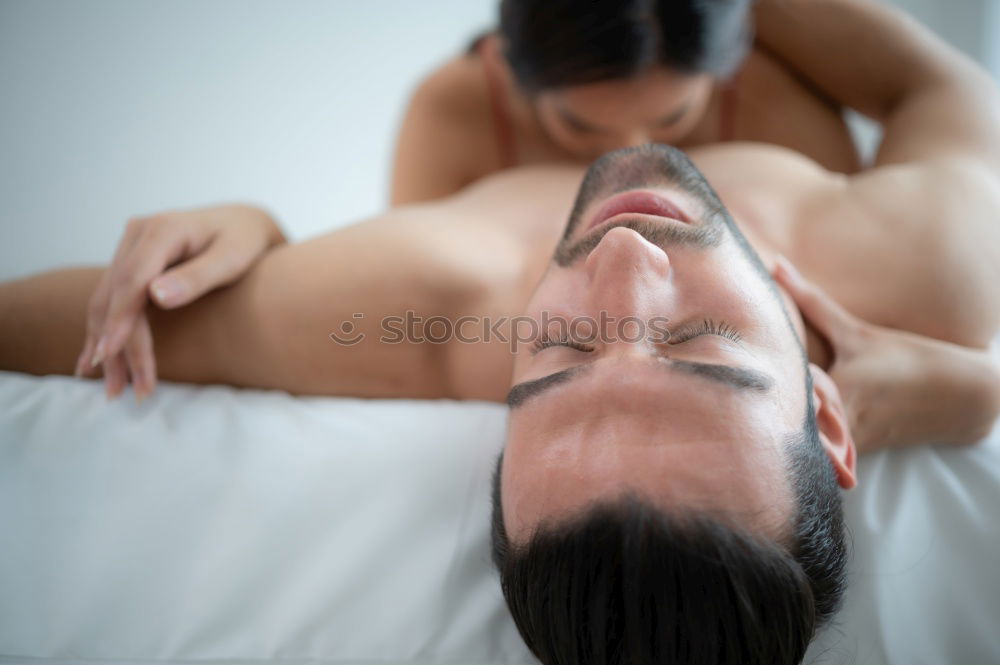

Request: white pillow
left=1, top=368, right=998, bottom=665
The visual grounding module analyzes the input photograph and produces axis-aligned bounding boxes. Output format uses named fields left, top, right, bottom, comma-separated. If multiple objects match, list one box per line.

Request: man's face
left=502, top=145, right=810, bottom=544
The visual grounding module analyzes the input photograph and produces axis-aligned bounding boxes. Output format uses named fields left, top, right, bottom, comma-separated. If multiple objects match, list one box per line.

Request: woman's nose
left=589, top=130, right=650, bottom=158
left=620, top=129, right=651, bottom=149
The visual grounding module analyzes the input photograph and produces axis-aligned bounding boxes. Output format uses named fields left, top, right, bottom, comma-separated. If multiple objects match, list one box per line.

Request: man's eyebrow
left=505, top=359, right=773, bottom=409
left=670, top=360, right=774, bottom=392
left=506, top=365, right=590, bottom=408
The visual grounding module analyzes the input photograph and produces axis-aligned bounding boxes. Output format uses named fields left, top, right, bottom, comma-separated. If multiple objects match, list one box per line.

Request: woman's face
left=533, top=67, right=715, bottom=159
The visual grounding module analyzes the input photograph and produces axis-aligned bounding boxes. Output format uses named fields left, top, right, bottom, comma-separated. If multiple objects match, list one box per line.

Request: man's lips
left=585, top=190, right=691, bottom=232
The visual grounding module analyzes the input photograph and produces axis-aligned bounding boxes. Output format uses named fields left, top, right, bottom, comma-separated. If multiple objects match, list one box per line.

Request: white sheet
left=1, top=369, right=998, bottom=665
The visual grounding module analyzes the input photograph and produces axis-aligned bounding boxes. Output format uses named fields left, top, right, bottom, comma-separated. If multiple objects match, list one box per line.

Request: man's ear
left=808, top=364, right=858, bottom=490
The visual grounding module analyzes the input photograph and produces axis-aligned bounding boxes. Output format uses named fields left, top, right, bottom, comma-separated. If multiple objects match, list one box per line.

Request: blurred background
left=1, top=0, right=998, bottom=281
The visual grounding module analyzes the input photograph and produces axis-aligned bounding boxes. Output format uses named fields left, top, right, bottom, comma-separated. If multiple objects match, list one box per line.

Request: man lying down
left=2, top=4, right=1000, bottom=665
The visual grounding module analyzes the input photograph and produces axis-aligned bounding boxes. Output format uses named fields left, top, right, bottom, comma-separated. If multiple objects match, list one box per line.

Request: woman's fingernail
left=151, top=278, right=182, bottom=305
left=91, top=336, right=107, bottom=367
left=107, top=324, right=129, bottom=354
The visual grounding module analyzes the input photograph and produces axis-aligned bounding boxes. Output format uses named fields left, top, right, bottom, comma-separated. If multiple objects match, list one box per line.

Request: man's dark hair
left=490, top=394, right=848, bottom=665
left=498, top=0, right=752, bottom=93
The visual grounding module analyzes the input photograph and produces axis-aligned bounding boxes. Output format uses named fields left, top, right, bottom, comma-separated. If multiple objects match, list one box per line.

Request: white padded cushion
left=1, top=367, right=999, bottom=665
left=0, top=374, right=527, bottom=663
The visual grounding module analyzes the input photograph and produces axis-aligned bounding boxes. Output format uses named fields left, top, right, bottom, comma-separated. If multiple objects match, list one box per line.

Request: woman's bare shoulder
left=391, top=51, right=502, bottom=204
left=408, top=51, right=493, bottom=127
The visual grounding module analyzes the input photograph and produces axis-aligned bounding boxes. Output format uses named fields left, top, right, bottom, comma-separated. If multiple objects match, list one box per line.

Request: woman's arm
left=0, top=211, right=458, bottom=400
left=754, top=0, right=1000, bottom=171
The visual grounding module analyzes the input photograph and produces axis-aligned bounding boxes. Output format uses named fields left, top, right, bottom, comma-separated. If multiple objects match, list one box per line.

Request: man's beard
left=553, top=144, right=767, bottom=288
left=554, top=144, right=732, bottom=266
left=563, top=144, right=729, bottom=235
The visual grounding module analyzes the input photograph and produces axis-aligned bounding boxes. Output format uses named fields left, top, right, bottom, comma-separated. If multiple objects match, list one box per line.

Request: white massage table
left=1, top=356, right=999, bottom=664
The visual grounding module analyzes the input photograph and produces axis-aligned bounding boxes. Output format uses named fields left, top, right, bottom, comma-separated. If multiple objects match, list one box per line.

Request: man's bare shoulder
left=437, top=162, right=586, bottom=294
left=331, top=164, right=584, bottom=311
left=688, top=141, right=845, bottom=249
left=689, top=140, right=1000, bottom=347
left=450, top=162, right=585, bottom=210
left=690, top=140, right=840, bottom=183
left=804, top=156, right=1000, bottom=346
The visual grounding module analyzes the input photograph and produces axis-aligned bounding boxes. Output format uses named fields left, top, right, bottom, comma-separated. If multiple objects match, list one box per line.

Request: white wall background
left=0, top=0, right=997, bottom=281
left=0, top=0, right=496, bottom=280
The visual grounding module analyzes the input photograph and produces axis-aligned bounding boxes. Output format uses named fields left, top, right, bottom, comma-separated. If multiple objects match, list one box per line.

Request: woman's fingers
left=148, top=236, right=252, bottom=309
left=76, top=271, right=114, bottom=376
left=93, top=219, right=202, bottom=364
left=76, top=206, right=274, bottom=393
left=75, top=219, right=147, bottom=374
left=123, top=313, right=157, bottom=401
left=773, top=255, right=860, bottom=344
left=74, top=336, right=96, bottom=377
left=101, top=349, right=129, bottom=399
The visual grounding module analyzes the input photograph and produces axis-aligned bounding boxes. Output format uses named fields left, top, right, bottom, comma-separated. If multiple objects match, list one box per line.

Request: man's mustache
left=553, top=215, right=724, bottom=267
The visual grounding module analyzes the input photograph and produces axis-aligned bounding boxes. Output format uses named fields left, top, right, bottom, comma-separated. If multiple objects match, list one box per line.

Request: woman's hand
left=774, top=257, right=1000, bottom=452
left=75, top=204, right=286, bottom=401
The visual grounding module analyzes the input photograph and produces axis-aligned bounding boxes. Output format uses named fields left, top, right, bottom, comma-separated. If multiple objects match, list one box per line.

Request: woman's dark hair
left=498, top=0, right=754, bottom=93
left=490, top=405, right=849, bottom=665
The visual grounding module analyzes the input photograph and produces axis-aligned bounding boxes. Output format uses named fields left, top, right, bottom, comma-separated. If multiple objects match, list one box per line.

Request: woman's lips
left=585, top=190, right=690, bottom=232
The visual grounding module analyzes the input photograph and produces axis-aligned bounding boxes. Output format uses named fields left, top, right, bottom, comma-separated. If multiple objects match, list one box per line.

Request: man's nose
left=584, top=226, right=673, bottom=323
